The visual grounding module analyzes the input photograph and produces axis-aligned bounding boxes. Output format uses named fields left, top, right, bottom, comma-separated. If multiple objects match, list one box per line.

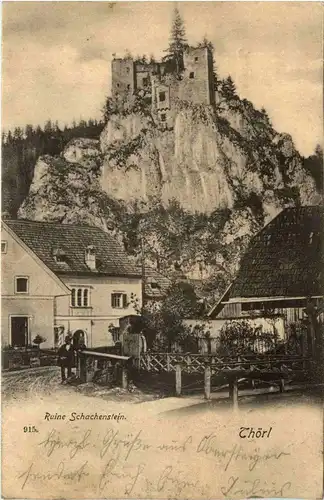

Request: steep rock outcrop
left=18, top=94, right=321, bottom=295
left=18, top=152, right=107, bottom=229
left=99, top=101, right=319, bottom=217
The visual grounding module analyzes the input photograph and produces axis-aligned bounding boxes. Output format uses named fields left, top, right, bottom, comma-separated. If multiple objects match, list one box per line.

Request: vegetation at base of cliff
left=303, top=145, right=323, bottom=193
left=114, top=199, right=243, bottom=303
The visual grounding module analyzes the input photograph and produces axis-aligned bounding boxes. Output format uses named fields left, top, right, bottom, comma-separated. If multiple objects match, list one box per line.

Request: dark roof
left=4, top=219, right=141, bottom=277
left=228, top=206, right=324, bottom=299
left=142, top=267, right=171, bottom=299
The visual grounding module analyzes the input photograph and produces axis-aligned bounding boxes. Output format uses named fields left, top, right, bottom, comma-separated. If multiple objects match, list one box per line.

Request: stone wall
left=178, top=47, right=214, bottom=105
left=111, top=58, right=135, bottom=98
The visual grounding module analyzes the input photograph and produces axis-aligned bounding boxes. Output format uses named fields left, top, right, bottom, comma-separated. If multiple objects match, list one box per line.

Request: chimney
left=85, top=245, right=96, bottom=270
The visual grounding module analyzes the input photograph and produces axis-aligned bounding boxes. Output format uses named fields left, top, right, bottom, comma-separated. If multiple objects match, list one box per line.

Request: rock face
left=63, top=138, right=101, bottom=164
left=99, top=101, right=319, bottom=217
left=18, top=93, right=321, bottom=297
left=18, top=150, right=107, bottom=229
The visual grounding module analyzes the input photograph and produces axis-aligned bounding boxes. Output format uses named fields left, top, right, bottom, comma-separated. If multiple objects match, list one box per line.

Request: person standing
left=57, top=336, right=74, bottom=382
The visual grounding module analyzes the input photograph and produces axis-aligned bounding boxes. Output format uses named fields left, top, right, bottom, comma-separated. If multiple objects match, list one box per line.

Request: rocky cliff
left=18, top=89, right=321, bottom=301
left=98, top=97, right=319, bottom=218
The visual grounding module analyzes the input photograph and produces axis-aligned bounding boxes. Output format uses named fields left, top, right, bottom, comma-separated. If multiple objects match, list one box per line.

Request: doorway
left=73, top=329, right=87, bottom=349
left=11, top=316, right=29, bottom=347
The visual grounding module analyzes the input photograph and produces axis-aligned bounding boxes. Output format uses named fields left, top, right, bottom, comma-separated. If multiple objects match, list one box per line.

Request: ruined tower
left=178, top=46, right=215, bottom=105
left=111, top=58, right=136, bottom=98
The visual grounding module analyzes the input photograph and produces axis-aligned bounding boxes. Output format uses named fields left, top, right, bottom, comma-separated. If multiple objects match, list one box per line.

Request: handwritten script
left=16, top=426, right=293, bottom=498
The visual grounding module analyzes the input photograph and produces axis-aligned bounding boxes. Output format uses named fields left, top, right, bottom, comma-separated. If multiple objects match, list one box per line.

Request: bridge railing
left=139, top=352, right=309, bottom=374
left=77, top=349, right=131, bottom=386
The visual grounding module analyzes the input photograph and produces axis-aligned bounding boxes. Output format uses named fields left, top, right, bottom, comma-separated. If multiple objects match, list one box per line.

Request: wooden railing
left=77, top=350, right=131, bottom=386
left=166, top=354, right=310, bottom=408
left=139, top=352, right=309, bottom=374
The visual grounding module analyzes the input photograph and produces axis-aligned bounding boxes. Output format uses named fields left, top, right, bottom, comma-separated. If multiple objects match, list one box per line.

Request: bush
left=33, top=335, right=47, bottom=347
left=217, top=320, right=279, bottom=357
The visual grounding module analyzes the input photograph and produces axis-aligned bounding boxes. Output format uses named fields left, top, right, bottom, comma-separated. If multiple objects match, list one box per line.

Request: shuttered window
left=111, top=293, right=128, bottom=309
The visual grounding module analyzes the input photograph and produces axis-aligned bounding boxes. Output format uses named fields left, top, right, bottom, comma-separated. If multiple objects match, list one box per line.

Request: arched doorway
left=73, top=329, right=87, bottom=349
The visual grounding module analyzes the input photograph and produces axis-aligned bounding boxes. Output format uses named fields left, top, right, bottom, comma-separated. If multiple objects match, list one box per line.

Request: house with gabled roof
left=208, top=206, right=324, bottom=331
left=2, top=219, right=142, bottom=349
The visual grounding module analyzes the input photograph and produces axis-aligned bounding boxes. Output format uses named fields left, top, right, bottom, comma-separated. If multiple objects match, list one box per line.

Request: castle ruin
left=111, top=45, right=215, bottom=129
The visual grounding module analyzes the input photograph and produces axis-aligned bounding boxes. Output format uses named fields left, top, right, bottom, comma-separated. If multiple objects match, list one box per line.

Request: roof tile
left=4, top=219, right=141, bottom=278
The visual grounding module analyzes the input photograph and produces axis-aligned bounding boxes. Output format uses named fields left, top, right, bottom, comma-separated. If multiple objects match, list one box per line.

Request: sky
left=2, top=1, right=323, bottom=156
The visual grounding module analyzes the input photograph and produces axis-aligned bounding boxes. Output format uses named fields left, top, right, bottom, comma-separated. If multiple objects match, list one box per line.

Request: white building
left=2, top=219, right=142, bottom=348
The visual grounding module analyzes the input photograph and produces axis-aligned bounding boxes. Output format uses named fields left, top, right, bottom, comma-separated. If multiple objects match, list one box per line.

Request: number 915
left=23, top=426, right=37, bottom=433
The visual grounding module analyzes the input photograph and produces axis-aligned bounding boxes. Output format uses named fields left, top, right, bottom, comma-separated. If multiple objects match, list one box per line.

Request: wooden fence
left=158, top=353, right=310, bottom=408
left=139, top=352, right=308, bottom=374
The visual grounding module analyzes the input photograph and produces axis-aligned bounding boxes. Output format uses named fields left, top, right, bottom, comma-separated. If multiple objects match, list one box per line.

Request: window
left=126, top=67, right=130, bottom=74
left=77, top=288, right=82, bottom=306
left=111, top=327, right=120, bottom=343
left=117, top=83, right=120, bottom=88
left=195, top=57, right=199, bottom=62
left=71, top=287, right=90, bottom=307
left=71, top=289, right=76, bottom=306
left=150, top=279, right=159, bottom=289
left=189, top=72, right=195, bottom=79
left=56, top=254, right=66, bottom=263
left=85, top=245, right=96, bottom=270
left=83, top=289, right=89, bottom=307
left=53, top=248, right=66, bottom=263
left=159, top=91, right=166, bottom=102
left=15, top=277, right=29, bottom=294
left=127, top=84, right=130, bottom=90
left=142, top=77, right=149, bottom=86
left=111, top=293, right=128, bottom=309
left=1, top=241, right=7, bottom=254
left=160, top=113, right=166, bottom=122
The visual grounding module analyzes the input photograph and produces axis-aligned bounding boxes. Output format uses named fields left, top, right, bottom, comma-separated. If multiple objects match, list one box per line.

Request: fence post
left=279, top=378, right=285, bottom=393
left=167, top=353, right=170, bottom=372
left=147, top=354, right=151, bottom=371
left=175, top=364, right=182, bottom=396
left=79, top=353, right=87, bottom=383
left=229, top=377, right=238, bottom=410
left=121, top=365, right=128, bottom=389
left=204, top=366, right=211, bottom=400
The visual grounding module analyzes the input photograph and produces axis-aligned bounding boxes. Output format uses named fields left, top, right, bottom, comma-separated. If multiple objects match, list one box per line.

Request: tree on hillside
left=221, top=76, right=237, bottom=100
left=197, top=36, right=214, bottom=52
left=304, top=144, right=323, bottom=192
left=163, top=7, right=188, bottom=76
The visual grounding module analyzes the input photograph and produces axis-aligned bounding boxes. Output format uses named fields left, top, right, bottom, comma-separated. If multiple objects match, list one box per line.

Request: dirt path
left=3, top=366, right=323, bottom=415
left=2, top=366, right=76, bottom=403
left=1, top=367, right=162, bottom=407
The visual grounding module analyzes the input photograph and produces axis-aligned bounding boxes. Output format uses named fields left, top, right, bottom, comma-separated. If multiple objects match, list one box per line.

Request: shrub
left=217, top=319, right=278, bottom=357
left=32, top=335, right=47, bottom=348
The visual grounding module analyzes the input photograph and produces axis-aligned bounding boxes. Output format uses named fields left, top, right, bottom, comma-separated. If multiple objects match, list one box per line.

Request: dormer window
left=149, top=279, right=159, bottom=289
left=85, top=245, right=96, bottom=270
left=53, top=248, right=67, bottom=263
